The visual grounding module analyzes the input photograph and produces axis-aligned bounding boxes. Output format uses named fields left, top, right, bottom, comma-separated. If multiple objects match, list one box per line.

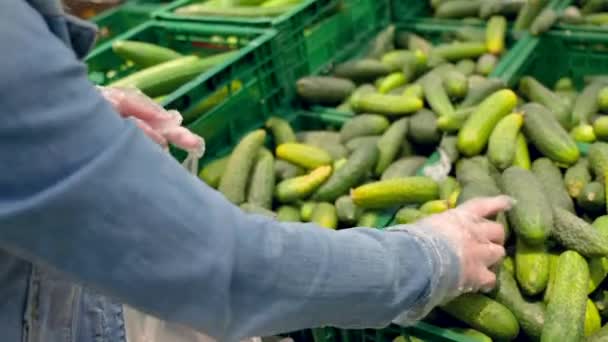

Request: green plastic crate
left=86, top=21, right=277, bottom=127
left=90, top=2, right=161, bottom=48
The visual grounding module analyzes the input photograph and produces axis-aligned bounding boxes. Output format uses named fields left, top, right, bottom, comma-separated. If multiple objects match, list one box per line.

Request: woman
left=0, top=1, right=509, bottom=341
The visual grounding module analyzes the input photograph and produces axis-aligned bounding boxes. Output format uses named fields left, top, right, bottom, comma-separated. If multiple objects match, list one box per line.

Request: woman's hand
left=99, top=86, right=203, bottom=151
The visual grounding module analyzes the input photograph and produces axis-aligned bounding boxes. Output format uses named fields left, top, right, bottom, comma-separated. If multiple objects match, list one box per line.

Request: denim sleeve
left=0, top=1, right=460, bottom=341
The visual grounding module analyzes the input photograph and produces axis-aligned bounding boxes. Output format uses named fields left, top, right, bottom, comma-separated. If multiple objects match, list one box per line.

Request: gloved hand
left=390, top=195, right=513, bottom=326
left=99, top=86, right=204, bottom=152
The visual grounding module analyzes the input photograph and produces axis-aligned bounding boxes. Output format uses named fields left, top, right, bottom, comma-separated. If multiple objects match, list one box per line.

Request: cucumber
left=335, top=195, right=361, bottom=224
left=501, top=166, right=553, bottom=245
left=458, top=89, right=518, bottom=156
left=381, top=50, right=422, bottom=78
left=435, top=0, right=482, bottom=18
left=333, top=59, right=391, bottom=83
left=459, top=78, right=506, bottom=109
left=313, top=145, right=378, bottom=202
left=247, top=149, right=275, bottom=209
left=440, top=135, right=460, bottom=163
left=441, top=294, right=520, bottom=341
left=408, top=110, right=441, bottom=146
left=276, top=205, right=301, bottom=222
left=422, top=73, right=456, bottom=118
left=476, top=54, right=497, bottom=76
left=110, top=55, right=232, bottom=97
left=437, top=107, right=475, bottom=132
left=541, top=251, right=589, bottom=342
left=333, top=158, right=347, bottom=171
left=444, top=70, right=468, bottom=99
left=532, top=158, right=575, bottom=212
left=395, top=207, right=425, bottom=224
left=439, top=176, right=460, bottom=202
left=351, top=177, right=439, bottom=209
left=357, top=211, right=380, bottom=227
left=112, top=40, right=182, bottom=68
left=578, top=181, right=606, bottom=215
left=587, top=324, right=608, bottom=342
left=275, top=166, right=332, bottom=203
left=218, top=130, right=266, bottom=204
left=455, top=59, right=476, bottom=76
left=310, top=202, right=338, bottom=229
left=265, top=117, right=296, bottom=145
left=300, top=201, right=316, bottom=222
left=342, top=84, right=377, bottom=111
left=175, top=4, right=292, bottom=17
left=514, top=0, right=548, bottom=33
left=296, top=76, right=355, bottom=105
left=586, top=300, right=602, bottom=337
left=447, top=328, right=492, bottom=342
left=378, top=72, right=407, bottom=94
left=522, top=102, right=580, bottom=166
left=375, top=118, right=409, bottom=176
left=433, top=42, right=487, bottom=61
left=515, top=238, right=550, bottom=295
left=589, top=142, right=608, bottom=183
left=381, top=157, right=427, bottom=181
left=495, top=263, right=545, bottom=341
left=486, top=16, right=507, bottom=55
left=406, top=33, right=433, bottom=55
left=402, top=84, right=424, bottom=100
left=519, top=77, right=571, bottom=128
left=181, top=80, right=242, bottom=123
left=351, top=93, right=423, bottom=116
left=530, top=8, right=558, bottom=36
left=488, top=112, right=524, bottom=170
left=564, top=159, right=591, bottom=198
left=590, top=216, right=608, bottom=294
left=599, top=87, right=608, bottom=111
left=365, top=25, right=395, bottom=60
left=345, top=136, right=380, bottom=152
left=584, top=13, right=608, bottom=26
left=199, top=155, right=229, bottom=188
left=480, top=0, right=526, bottom=19
left=572, top=124, right=598, bottom=143
left=240, top=203, right=276, bottom=218
left=276, top=143, right=333, bottom=169
left=513, top=133, right=531, bottom=170
left=274, top=159, right=305, bottom=181
left=552, top=208, right=608, bottom=257
left=298, top=131, right=341, bottom=145
left=420, top=199, right=449, bottom=214
left=453, top=26, right=486, bottom=42
left=574, top=82, right=607, bottom=125
left=594, top=117, right=608, bottom=141
left=543, top=252, right=560, bottom=303
left=581, top=0, right=608, bottom=14
left=457, top=182, right=502, bottom=205
left=555, top=77, right=574, bottom=92
left=339, top=115, right=390, bottom=142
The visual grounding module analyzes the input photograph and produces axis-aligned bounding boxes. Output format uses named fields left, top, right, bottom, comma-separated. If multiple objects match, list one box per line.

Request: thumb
left=458, top=195, right=514, bottom=218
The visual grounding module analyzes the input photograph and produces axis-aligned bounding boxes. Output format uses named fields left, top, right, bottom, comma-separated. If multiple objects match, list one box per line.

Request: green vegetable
left=552, top=208, right=608, bottom=257
left=275, top=166, right=332, bottom=203
left=351, top=177, right=439, bottom=209
left=532, top=158, right=575, bottom=212
left=247, top=149, right=275, bottom=209
left=296, top=76, right=355, bottom=105
left=488, top=113, right=524, bottom=170
left=375, top=118, right=409, bottom=176
left=112, top=40, right=182, bottom=68
left=339, top=115, right=389, bottom=142
left=310, top=202, right=338, bottom=229
left=276, top=143, right=333, bottom=169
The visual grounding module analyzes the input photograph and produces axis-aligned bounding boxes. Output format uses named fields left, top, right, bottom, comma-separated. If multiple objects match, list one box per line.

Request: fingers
left=164, top=127, right=205, bottom=152
left=102, top=87, right=168, bottom=123
left=469, top=220, right=506, bottom=245
left=477, top=269, right=498, bottom=293
left=133, top=119, right=168, bottom=148
left=459, top=195, right=514, bottom=218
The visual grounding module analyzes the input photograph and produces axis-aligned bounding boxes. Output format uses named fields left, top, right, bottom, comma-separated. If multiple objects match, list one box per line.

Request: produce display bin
left=551, top=0, right=608, bottom=34
left=86, top=21, right=278, bottom=127
left=90, top=2, right=159, bottom=48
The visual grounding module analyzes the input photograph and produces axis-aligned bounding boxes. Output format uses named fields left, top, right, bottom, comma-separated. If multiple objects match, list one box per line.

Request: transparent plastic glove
left=390, top=195, right=513, bottom=326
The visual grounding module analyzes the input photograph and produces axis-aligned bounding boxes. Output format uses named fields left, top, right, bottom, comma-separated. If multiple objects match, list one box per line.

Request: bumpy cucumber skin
left=351, top=177, right=439, bottom=209
left=587, top=323, right=608, bottom=342
left=488, top=113, right=524, bottom=170
left=419, top=200, right=448, bottom=214
left=522, top=103, right=580, bottom=166
left=589, top=142, right=608, bottom=183
left=501, top=167, right=553, bottom=245
left=594, top=117, right=608, bottom=141
left=532, top=158, right=575, bottom=212
left=339, top=114, right=390, bottom=142
left=565, top=158, right=591, bottom=198
left=574, top=82, right=607, bottom=125
left=495, top=264, right=545, bottom=340
left=444, top=70, right=468, bottom=99
left=375, top=118, right=409, bottom=176
left=274, top=159, right=305, bottom=181
left=199, top=155, right=229, bottom=188
left=515, top=238, right=550, bottom=296
left=408, top=109, right=441, bottom=145
left=530, top=8, right=558, bottom=36
left=352, top=93, right=423, bottom=116
left=513, top=133, right=531, bottom=170
left=240, top=203, right=276, bottom=217
left=381, top=157, right=427, bottom=181
left=542, top=251, right=589, bottom=342
left=423, top=73, right=456, bottom=118
left=586, top=299, right=602, bottom=337
left=335, top=196, right=361, bottom=224
left=435, top=0, right=482, bottom=18
left=519, top=77, right=571, bottom=128
left=458, top=89, right=518, bottom=156
left=433, top=42, right=487, bottom=61
left=333, top=59, right=390, bottom=83
left=514, top=0, right=549, bottom=32
left=552, top=208, right=608, bottom=257
left=265, top=117, right=296, bottom=145
left=486, top=16, right=507, bottom=55
left=296, top=76, right=355, bottom=105
left=459, top=78, right=506, bottom=109
left=441, top=294, right=520, bottom=341
left=313, top=145, right=378, bottom=202
left=543, top=252, right=560, bottom=304
left=476, top=54, right=498, bottom=77
left=395, top=207, right=425, bottom=224
left=578, top=181, right=606, bottom=215
left=247, top=149, right=275, bottom=209
left=276, top=205, right=301, bottom=222
left=275, top=166, right=332, bottom=203
left=346, top=136, right=380, bottom=152
left=218, top=130, right=266, bottom=204
left=276, top=143, right=333, bottom=169
left=311, top=202, right=338, bottom=229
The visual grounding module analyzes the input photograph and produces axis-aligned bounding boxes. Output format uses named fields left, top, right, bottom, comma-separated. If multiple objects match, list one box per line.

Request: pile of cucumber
left=560, top=1, right=608, bottom=27
left=423, top=0, right=559, bottom=36
left=174, top=0, right=303, bottom=18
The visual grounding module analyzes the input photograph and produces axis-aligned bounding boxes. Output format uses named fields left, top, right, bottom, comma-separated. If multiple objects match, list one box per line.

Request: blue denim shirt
left=0, top=1, right=459, bottom=341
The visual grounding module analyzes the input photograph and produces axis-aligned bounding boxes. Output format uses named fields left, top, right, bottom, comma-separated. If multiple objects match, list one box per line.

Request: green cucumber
left=296, top=76, right=355, bottom=105
left=175, top=4, right=292, bottom=17
left=422, top=73, right=456, bottom=117
left=522, top=102, right=580, bottom=166
left=402, top=84, right=424, bottom=100
left=589, top=142, right=608, bottom=183
left=333, top=59, right=391, bottom=83
left=420, top=199, right=448, bottom=214
left=442, top=294, right=520, bottom=341
left=589, top=216, right=608, bottom=294
left=440, top=135, right=460, bottom=163
left=218, top=130, right=266, bottom=204
left=587, top=324, right=608, bottom=342
left=276, top=143, right=333, bottom=169
left=276, top=205, right=301, bottom=222
left=543, top=252, right=560, bottom=303
left=453, top=26, right=486, bottom=42
left=532, top=158, right=575, bottom=212
left=408, top=109, right=441, bottom=146
left=437, top=107, right=475, bottom=132
left=599, top=87, right=608, bottom=111
left=586, top=300, right=602, bottom=337
left=112, top=40, right=182, bottom=68
left=515, top=238, right=550, bottom=295
left=519, top=77, right=571, bottom=128
left=310, top=202, right=338, bottom=229
left=488, top=112, right=524, bottom=170
left=459, top=78, right=506, bottom=109
left=458, top=89, right=518, bottom=156
left=339, top=115, right=390, bottom=142
left=578, top=181, right=606, bottom=215
left=351, top=177, right=439, bottom=209
left=300, top=201, right=316, bottom=222
left=432, top=42, right=488, bottom=61
left=574, top=82, right=607, bottom=125
left=514, top=0, right=549, bottom=33
left=552, top=208, right=608, bottom=257
left=530, top=8, right=558, bottom=36
left=501, top=166, right=553, bottom=245
left=313, top=145, right=378, bottom=202
left=275, top=166, right=332, bottom=203
left=476, top=54, right=497, bottom=76
left=265, top=117, right=296, bottom=145
left=594, top=116, right=608, bottom=141
left=395, top=207, right=425, bottom=224
left=444, top=70, right=468, bottom=99
left=274, top=159, right=305, bottom=181
left=247, top=149, right=275, bottom=209
left=555, top=77, right=575, bottom=92
left=381, top=157, right=427, bottom=181
left=541, top=251, right=589, bottom=342
left=486, top=16, right=507, bottom=55
left=199, top=155, right=229, bottom=188
left=298, top=131, right=348, bottom=160
left=335, top=195, right=361, bottom=225
left=513, top=133, right=531, bottom=170
left=435, top=0, right=482, bottom=18
left=572, top=124, right=598, bottom=143
left=455, top=59, right=477, bottom=76
left=357, top=211, right=380, bottom=227
left=375, top=118, right=409, bottom=176
left=378, top=72, right=407, bottom=94
left=565, top=158, right=592, bottom=198
left=240, top=203, right=276, bottom=218
left=351, top=93, right=423, bottom=116
left=345, top=136, right=380, bottom=152
left=365, top=25, right=395, bottom=60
